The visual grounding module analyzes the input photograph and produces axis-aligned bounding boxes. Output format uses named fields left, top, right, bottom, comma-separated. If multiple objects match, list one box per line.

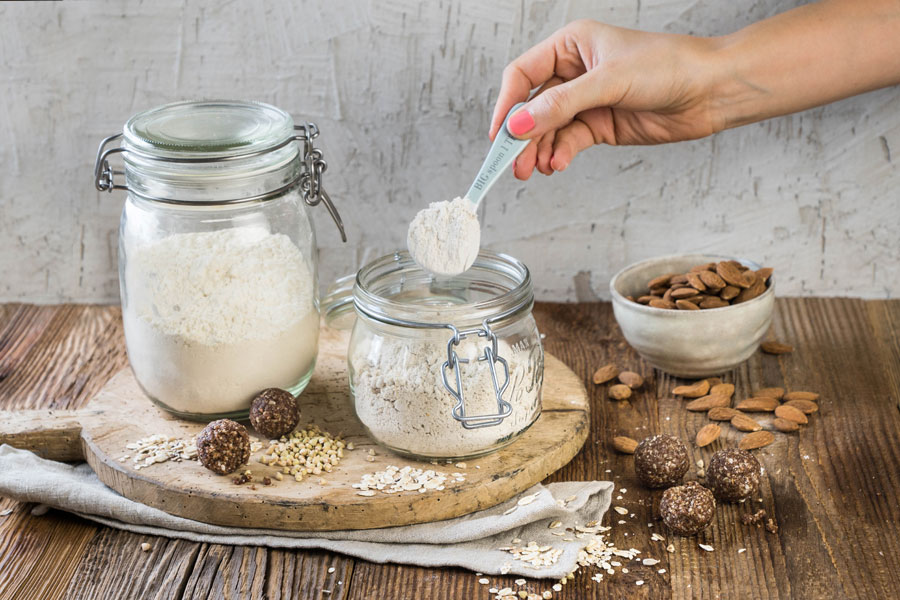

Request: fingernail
left=507, top=110, right=535, bottom=137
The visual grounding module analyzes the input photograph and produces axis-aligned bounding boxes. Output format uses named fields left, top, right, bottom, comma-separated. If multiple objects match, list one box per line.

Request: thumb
left=506, top=72, right=603, bottom=139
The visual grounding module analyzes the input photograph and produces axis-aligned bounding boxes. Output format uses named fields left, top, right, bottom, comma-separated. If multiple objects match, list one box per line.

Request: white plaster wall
left=1, top=0, right=898, bottom=303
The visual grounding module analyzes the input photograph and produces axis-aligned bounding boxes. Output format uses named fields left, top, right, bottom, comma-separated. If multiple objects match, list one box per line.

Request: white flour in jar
left=352, top=334, right=541, bottom=458
left=407, top=196, right=481, bottom=276
left=122, top=228, right=318, bottom=415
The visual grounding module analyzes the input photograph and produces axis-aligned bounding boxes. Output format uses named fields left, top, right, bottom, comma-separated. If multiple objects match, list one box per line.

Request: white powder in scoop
left=122, top=228, right=318, bottom=416
left=407, top=196, right=481, bottom=276
left=352, top=334, right=541, bottom=458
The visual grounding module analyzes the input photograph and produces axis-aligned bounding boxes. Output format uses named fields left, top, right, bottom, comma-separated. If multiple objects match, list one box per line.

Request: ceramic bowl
left=609, top=254, right=774, bottom=378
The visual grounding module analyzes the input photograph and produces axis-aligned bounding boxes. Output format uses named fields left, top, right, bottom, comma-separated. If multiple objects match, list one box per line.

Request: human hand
left=490, top=20, right=720, bottom=179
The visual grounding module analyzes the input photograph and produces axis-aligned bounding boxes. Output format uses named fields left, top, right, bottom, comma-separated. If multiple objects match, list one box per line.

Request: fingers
left=513, top=139, right=538, bottom=180
left=549, top=108, right=613, bottom=171
left=536, top=130, right=556, bottom=175
left=489, top=22, right=592, bottom=139
left=508, top=70, right=607, bottom=141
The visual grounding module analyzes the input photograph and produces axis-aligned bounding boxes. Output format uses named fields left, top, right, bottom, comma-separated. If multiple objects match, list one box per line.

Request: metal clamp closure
left=91, top=122, right=346, bottom=242
left=441, top=320, right=513, bottom=430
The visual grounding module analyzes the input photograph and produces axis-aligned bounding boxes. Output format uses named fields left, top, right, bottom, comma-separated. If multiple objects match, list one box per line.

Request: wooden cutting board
left=0, top=327, right=589, bottom=531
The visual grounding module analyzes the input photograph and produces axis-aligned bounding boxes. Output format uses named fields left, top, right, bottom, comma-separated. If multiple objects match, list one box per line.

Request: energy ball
left=659, top=481, right=716, bottom=536
left=249, top=388, right=300, bottom=439
left=634, top=434, right=690, bottom=488
left=706, top=448, right=761, bottom=502
left=197, top=419, right=250, bottom=475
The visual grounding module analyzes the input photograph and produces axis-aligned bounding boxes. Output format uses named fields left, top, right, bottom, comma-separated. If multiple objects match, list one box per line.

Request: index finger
left=489, top=32, right=563, bottom=140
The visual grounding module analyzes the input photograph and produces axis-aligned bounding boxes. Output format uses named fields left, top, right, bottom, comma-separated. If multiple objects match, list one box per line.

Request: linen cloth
left=0, top=445, right=612, bottom=578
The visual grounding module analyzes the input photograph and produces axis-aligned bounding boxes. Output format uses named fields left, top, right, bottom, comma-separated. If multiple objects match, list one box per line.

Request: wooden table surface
left=1, top=299, right=899, bottom=599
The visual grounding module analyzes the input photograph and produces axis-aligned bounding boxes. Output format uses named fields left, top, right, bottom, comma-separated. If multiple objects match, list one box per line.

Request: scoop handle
left=465, top=102, right=530, bottom=207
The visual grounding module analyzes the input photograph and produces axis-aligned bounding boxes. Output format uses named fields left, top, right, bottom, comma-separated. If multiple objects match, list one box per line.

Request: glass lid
left=123, top=100, right=295, bottom=159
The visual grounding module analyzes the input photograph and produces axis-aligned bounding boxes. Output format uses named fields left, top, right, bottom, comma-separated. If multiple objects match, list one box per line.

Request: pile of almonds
left=627, top=261, right=773, bottom=310
left=673, top=378, right=819, bottom=450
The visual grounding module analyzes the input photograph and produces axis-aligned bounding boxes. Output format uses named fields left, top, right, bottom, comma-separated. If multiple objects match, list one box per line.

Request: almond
left=785, top=399, right=819, bottom=414
left=756, top=267, right=774, bottom=282
left=739, top=431, right=775, bottom=450
left=609, top=384, right=632, bottom=401
left=648, top=273, right=677, bottom=289
left=695, top=423, right=721, bottom=447
left=650, top=287, right=666, bottom=296
left=649, top=298, right=677, bottom=310
left=618, top=371, right=644, bottom=390
left=783, top=391, right=819, bottom=402
left=613, top=436, right=639, bottom=454
left=670, top=273, right=689, bottom=285
left=734, top=276, right=767, bottom=304
left=735, top=397, right=779, bottom=412
left=671, top=287, right=700, bottom=299
left=731, top=413, right=763, bottom=432
left=686, top=394, right=730, bottom=412
left=685, top=272, right=707, bottom=292
left=719, top=285, right=741, bottom=301
left=755, top=387, right=785, bottom=400
left=773, top=417, right=800, bottom=432
left=592, top=364, right=619, bottom=385
left=760, top=340, right=793, bottom=355
left=637, top=295, right=654, bottom=305
left=676, top=299, right=701, bottom=310
left=698, top=270, right=726, bottom=290
left=710, top=383, right=735, bottom=399
left=774, top=404, right=808, bottom=425
left=700, top=296, right=730, bottom=309
left=708, top=406, right=743, bottom=421
left=689, top=262, right=715, bottom=273
left=673, top=380, right=710, bottom=398
left=716, top=261, right=750, bottom=288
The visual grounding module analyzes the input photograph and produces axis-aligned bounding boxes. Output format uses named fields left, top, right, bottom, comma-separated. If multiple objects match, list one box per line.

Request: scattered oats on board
left=699, top=543, right=714, bottom=552
left=667, top=544, right=676, bottom=553
left=738, top=548, right=747, bottom=554
left=353, top=465, right=458, bottom=495
left=613, top=506, right=628, bottom=515
left=651, top=533, right=666, bottom=542
left=30, top=504, right=49, bottom=517
left=658, top=568, right=667, bottom=574
left=328, top=567, right=336, bottom=574
left=0, top=509, right=12, bottom=517
left=125, top=434, right=198, bottom=470
left=514, top=579, right=526, bottom=586
left=140, top=543, right=151, bottom=552
left=636, top=580, right=645, bottom=586
left=642, top=558, right=660, bottom=566
left=478, top=578, right=490, bottom=585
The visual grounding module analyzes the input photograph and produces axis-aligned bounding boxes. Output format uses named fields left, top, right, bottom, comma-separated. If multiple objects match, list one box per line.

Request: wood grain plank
left=0, top=501, right=97, bottom=600
left=63, top=530, right=201, bottom=600
left=266, top=550, right=353, bottom=599
left=181, top=544, right=267, bottom=599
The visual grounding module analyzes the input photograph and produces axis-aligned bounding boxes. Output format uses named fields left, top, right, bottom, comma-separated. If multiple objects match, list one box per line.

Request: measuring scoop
left=464, top=102, right=530, bottom=207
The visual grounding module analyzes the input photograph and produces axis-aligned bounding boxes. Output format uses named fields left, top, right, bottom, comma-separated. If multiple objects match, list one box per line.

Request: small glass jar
left=93, top=100, right=345, bottom=421
left=348, top=250, right=544, bottom=459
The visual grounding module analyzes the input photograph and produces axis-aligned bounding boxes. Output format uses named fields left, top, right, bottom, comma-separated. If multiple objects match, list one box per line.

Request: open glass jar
left=349, top=250, right=544, bottom=459
left=93, top=100, right=345, bottom=421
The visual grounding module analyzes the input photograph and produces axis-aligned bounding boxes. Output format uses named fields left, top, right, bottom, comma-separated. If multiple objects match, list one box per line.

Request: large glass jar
left=349, top=250, right=544, bottom=459
left=93, top=100, right=345, bottom=420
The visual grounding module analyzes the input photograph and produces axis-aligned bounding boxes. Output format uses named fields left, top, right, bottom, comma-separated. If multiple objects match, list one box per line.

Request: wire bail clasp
left=294, top=123, right=346, bottom=242
left=441, top=321, right=513, bottom=429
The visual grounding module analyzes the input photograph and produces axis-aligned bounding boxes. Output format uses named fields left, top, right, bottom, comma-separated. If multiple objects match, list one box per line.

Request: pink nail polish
left=507, top=110, right=535, bottom=137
